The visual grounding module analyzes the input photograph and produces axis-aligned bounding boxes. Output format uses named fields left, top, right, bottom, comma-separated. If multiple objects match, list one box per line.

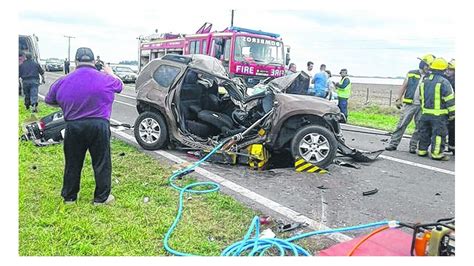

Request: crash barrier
left=163, top=139, right=401, bottom=256
left=294, top=157, right=328, bottom=174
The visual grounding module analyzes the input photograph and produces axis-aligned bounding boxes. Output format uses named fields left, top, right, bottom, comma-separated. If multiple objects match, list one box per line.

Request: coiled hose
left=163, top=141, right=399, bottom=256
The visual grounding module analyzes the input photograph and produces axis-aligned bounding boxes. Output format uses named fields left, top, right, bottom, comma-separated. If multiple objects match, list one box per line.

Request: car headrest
left=184, top=71, right=198, bottom=84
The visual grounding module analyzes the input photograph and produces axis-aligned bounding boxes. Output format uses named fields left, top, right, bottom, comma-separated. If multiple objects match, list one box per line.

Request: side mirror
left=285, top=54, right=291, bottom=66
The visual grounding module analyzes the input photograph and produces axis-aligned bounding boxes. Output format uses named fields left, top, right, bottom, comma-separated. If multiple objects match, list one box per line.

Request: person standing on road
left=325, top=70, right=336, bottom=100
left=19, top=52, right=45, bottom=112
left=64, top=58, right=70, bottom=74
left=314, top=64, right=329, bottom=98
left=385, top=54, right=435, bottom=153
left=45, top=47, right=123, bottom=205
left=335, top=68, right=351, bottom=121
left=95, top=55, right=104, bottom=71
left=446, top=59, right=455, bottom=154
left=417, top=57, right=454, bottom=161
left=303, top=61, right=315, bottom=94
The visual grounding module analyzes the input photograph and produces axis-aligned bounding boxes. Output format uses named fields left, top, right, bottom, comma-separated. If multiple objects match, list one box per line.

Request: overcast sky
left=18, top=0, right=455, bottom=77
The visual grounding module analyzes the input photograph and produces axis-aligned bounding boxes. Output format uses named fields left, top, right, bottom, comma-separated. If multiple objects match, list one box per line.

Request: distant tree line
left=118, top=60, right=138, bottom=65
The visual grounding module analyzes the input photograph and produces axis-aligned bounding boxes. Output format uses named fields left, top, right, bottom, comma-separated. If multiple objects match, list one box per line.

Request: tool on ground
left=275, top=221, right=308, bottom=233
left=248, top=144, right=270, bottom=170
left=294, top=157, right=328, bottom=174
left=407, top=217, right=455, bottom=256
left=362, top=188, right=379, bottom=196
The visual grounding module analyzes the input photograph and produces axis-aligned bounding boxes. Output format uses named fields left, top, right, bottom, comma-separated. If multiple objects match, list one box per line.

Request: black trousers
left=22, top=79, right=40, bottom=108
left=418, top=115, right=448, bottom=158
left=62, top=118, right=112, bottom=203
left=448, top=119, right=455, bottom=149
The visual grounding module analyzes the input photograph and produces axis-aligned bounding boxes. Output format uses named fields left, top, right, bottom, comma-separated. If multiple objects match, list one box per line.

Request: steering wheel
left=232, top=109, right=247, bottom=125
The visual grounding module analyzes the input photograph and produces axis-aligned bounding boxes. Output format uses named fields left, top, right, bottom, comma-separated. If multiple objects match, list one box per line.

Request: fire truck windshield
left=234, top=36, right=284, bottom=65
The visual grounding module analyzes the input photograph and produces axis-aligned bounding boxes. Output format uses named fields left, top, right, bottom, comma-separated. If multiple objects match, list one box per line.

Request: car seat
left=180, top=71, right=204, bottom=120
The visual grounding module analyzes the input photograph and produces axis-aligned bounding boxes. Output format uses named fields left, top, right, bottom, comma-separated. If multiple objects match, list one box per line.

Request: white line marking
left=320, top=193, right=327, bottom=231
left=379, top=154, right=455, bottom=176
left=341, top=123, right=412, bottom=138
left=116, top=93, right=136, bottom=100
left=114, top=99, right=135, bottom=107
left=109, top=123, right=352, bottom=243
left=356, top=146, right=455, bottom=176
left=341, top=124, right=390, bottom=134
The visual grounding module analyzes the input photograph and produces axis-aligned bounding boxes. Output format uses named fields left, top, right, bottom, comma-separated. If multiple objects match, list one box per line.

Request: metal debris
left=334, top=159, right=361, bottom=169
left=362, top=188, right=379, bottom=196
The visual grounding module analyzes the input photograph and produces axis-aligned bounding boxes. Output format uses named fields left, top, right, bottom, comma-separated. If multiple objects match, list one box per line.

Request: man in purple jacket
left=45, top=47, right=123, bottom=205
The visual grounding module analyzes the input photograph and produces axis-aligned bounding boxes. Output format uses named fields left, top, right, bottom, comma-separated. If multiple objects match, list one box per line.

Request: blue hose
left=163, top=141, right=399, bottom=256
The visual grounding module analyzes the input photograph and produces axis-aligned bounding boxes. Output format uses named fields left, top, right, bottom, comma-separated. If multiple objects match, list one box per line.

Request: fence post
left=366, top=88, right=369, bottom=103
left=389, top=90, right=392, bottom=106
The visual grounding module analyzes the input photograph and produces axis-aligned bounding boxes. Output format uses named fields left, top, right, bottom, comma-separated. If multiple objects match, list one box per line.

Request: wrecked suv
left=134, top=54, right=349, bottom=168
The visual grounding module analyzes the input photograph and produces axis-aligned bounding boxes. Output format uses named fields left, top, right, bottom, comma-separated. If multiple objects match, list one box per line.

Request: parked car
left=39, top=59, right=47, bottom=71
left=112, top=66, right=138, bottom=83
left=45, top=59, right=63, bottom=71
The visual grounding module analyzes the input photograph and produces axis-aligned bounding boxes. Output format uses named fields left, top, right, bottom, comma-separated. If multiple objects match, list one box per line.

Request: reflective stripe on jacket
left=420, top=73, right=455, bottom=116
left=336, top=76, right=352, bottom=99
left=403, top=69, right=422, bottom=104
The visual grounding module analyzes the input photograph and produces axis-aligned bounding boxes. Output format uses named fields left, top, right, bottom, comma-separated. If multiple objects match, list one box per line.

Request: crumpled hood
left=275, top=93, right=340, bottom=115
left=268, top=71, right=310, bottom=94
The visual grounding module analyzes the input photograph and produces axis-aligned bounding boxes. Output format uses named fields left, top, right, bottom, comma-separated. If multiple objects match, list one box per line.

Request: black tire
left=290, top=125, right=337, bottom=168
left=133, top=111, right=168, bottom=150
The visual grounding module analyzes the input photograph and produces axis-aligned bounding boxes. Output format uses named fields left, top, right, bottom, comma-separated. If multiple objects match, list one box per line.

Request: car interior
left=177, top=69, right=273, bottom=140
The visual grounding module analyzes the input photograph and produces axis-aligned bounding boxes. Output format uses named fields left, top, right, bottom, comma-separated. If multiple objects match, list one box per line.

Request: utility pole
left=137, top=35, right=143, bottom=72
left=231, top=9, right=234, bottom=27
left=64, top=35, right=75, bottom=62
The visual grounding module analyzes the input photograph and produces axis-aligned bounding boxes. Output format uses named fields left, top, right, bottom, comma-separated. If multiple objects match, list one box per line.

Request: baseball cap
left=75, top=47, right=95, bottom=62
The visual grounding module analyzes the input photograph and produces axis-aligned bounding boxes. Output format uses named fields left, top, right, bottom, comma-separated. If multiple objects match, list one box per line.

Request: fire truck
left=138, top=23, right=290, bottom=87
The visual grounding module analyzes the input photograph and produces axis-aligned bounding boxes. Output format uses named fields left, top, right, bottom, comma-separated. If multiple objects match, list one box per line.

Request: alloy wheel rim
left=298, top=133, right=330, bottom=163
left=138, top=118, right=161, bottom=144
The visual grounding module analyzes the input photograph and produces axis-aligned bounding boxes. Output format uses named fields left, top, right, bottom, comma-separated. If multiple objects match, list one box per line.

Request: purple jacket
left=45, top=65, right=123, bottom=121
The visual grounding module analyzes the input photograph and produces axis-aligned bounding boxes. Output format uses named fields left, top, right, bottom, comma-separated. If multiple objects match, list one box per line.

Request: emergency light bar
left=228, top=27, right=280, bottom=38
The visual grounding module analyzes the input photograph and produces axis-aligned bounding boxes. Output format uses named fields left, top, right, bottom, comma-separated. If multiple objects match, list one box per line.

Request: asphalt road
left=37, top=72, right=455, bottom=245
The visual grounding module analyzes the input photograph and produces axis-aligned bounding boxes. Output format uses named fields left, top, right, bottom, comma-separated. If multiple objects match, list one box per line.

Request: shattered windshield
left=234, top=36, right=284, bottom=65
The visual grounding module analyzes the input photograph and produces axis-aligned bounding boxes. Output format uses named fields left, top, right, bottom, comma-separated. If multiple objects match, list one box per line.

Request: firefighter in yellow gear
left=417, top=58, right=455, bottom=160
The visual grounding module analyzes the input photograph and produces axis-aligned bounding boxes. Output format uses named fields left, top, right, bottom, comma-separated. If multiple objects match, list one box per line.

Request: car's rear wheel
left=290, top=125, right=337, bottom=168
left=134, top=111, right=168, bottom=150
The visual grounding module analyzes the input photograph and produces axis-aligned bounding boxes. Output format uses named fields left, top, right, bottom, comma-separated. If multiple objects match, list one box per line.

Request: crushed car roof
left=163, top=54, right=230, bottom=80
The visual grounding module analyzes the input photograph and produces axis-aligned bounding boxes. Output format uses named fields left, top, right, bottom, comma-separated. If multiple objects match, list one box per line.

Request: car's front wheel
left=134, top=111, right=168, bottom=150
left=290, top=125, right=337, bottom=168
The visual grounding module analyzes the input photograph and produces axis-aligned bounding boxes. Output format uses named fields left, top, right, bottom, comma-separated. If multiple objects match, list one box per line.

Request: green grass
left=18, top=101, right=258, bottom=256
left=347, top=104, right=415, bottom=134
